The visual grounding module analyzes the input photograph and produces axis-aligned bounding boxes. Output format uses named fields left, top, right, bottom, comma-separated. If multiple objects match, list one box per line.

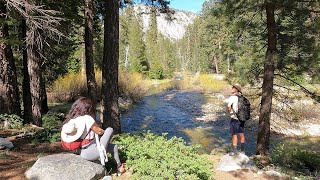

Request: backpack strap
left=80, top=129, right=93, bottom=148
left=83, top=129, right=92, bottom=141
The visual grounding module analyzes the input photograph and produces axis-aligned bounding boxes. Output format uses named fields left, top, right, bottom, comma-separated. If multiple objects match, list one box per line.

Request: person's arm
left=226, top=97, right=233, bottom=115
left=91, top=122, right=105, bottom=135
left=227, top=106, right=232, bottom=114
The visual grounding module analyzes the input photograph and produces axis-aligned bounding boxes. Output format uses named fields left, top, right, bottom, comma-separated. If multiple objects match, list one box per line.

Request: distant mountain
left=131, top=4, right=197, bottom=41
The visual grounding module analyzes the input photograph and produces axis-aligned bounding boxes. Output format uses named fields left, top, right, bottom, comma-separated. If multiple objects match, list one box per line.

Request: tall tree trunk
left=21, top=16, right=33, bottom=123
left=27, top=30, right=43, bottom=126
left=101, top=0, right=120, bottom=134
left=256, top=1, right=276, bottom=156
left=0, top=2, right=21, bottom=116
left=85, top=0, right=97, bottom=101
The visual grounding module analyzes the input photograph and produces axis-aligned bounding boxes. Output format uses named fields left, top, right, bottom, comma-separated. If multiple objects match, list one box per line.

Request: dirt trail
left=209, top=154, right=284, bottom=180
left=0, top=136, right=63, bottom=180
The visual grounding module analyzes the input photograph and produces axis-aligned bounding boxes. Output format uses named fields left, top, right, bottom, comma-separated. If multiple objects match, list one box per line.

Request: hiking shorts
left=230, top=118, right=245, bottom=135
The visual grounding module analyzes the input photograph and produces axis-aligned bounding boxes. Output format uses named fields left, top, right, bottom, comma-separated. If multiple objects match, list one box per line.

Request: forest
left=1, top=0, right=320, bottom=179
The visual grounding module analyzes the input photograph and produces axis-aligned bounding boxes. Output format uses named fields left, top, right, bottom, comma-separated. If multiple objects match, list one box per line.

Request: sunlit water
left=121, top=89, right=257, bottom=155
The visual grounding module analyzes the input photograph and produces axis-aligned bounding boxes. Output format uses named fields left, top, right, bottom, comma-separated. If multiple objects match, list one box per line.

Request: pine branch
left=274, top=73, right=320, bottom=103
left=5, top=0, right=65, bottom=49
left=273, top=84, right=299, bottom=92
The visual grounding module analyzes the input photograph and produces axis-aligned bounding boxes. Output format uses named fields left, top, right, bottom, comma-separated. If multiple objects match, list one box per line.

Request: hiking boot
left=229, top=149, right=238, bottom=156
left=240, top=143, right=245, bottom=153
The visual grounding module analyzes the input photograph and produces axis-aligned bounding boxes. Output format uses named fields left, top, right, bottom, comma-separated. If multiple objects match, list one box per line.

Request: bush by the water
left=176, top=73, right=228, bottom=93
left=272, top=143, right=320, bottom=177
left=118, top=70, right=149, bottom=102
left=48, top=70, right=148, bottom=103
left=113, top=131, right=214, bottom=180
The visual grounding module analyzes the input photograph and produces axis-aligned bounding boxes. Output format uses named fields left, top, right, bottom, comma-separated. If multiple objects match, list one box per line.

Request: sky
left=169, top=0, right=206, bottom=13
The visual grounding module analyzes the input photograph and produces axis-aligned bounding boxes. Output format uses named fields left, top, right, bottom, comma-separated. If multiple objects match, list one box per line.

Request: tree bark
left=0, top=2, right=21, bottom=116
left=27, top=31, right=43, bottom=126
left=21, top=16, right=33, bottom=123
left=85, top=0, right=97, bottom=102
left=256, top=1, right=276, bottom=156
left=101, top=0, right=120, bottom=134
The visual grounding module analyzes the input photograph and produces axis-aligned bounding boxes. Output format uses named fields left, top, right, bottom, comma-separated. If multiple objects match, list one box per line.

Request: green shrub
left=113, top=131, right=214, bottom=180
left=42, top=112, right=63, bottom=129
left=148, top=61, right=164, bottom=80
left=272, top=143, right=320, bottom=176
left=0, top=114, right=23, bottom=130
left=32, top=128, right=60, bottom=143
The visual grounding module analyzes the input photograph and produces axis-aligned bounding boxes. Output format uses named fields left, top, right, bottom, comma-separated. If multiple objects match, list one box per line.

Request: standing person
left=61, top=97, right=125, bottom=174
left=226, top=83, right=245, bottom=156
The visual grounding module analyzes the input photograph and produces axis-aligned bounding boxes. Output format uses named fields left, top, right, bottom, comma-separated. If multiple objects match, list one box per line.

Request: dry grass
left=176, top=74, right=229, bottom=93
left=48, top=70, right=149, bottom=103
left=118, top=70, right=150, bottom=102
left=48, top=72, right=87, bottom=102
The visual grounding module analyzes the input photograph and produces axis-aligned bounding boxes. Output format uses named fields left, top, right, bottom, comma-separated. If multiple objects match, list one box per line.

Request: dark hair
left=63, top=97, right=96, bottom=124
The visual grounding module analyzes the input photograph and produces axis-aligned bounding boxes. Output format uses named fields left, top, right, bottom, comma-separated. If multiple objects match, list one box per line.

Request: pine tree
left=0, top=1, right=21, bottom=116
left=158, top=35, right=177, bottom=78
left=100, top=0, right=121, bottom=133
left=127, top=9, right=148, bottom=73
left=84, top=0, right=98, bottom=102
left=119, top=12, right=130, bottom=70
left=145, top=5, right=163, bottom=79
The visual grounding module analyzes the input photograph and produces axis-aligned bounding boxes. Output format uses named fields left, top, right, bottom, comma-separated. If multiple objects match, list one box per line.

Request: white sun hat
left=61, top=117, right=86, bottom=143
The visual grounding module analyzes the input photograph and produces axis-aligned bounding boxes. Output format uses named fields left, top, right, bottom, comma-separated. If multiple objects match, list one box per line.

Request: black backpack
left=235, top=94, right=251, bottom=122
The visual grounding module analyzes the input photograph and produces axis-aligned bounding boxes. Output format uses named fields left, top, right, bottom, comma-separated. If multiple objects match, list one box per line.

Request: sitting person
left=61, top=96, right=125, bottom=174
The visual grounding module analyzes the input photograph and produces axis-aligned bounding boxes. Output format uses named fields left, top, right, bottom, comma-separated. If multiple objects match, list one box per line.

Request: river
left=120, top=89, right=257, bottom=155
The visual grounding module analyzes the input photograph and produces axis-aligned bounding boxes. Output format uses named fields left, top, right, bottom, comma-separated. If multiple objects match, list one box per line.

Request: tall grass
left=48, top=72, right=87, bottom=102
left=48, top=70, right=149, bottom=103
left=118, top=70, right=150, bottom=102
left=176, top=74, right=229, bottom=93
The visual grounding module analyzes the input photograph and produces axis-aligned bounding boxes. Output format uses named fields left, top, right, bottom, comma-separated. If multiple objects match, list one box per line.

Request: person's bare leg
left=239, top=133, right=245, bottom=152
left=232, top=134, right=238, bottom=147
left=230, top=134, right=238, bottom=155
left=239, top=133, right=245, bottom=143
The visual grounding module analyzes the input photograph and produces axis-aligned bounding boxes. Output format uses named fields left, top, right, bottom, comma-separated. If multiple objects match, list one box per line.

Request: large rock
left=217, top=153, right=255, bottom=171
left=0, top=138, right=14, bottom=150
left=25, top=153, right=105, bottom=180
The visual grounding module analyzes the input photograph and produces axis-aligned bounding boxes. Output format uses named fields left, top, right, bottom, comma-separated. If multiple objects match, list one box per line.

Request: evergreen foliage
left=114, top=131, right=214, bottom=180
left=119, top=5, right=178, bottom=79
left=127, top=9, right=148, bottom=73
left=145, top=6, right=164, bottom=79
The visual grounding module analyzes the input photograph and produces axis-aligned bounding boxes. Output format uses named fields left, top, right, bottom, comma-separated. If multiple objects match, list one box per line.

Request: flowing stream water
left=120, top=89, right=258, bottom=155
